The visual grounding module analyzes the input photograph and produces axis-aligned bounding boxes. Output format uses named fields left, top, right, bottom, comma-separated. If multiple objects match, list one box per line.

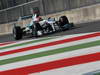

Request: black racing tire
left=13, top=26, right=23, bottom=40
left=60, top=16, right=69, bottom=24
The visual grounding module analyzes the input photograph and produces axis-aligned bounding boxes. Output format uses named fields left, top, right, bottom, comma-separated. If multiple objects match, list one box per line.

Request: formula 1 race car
left=13, top=15, right=75, bottom=40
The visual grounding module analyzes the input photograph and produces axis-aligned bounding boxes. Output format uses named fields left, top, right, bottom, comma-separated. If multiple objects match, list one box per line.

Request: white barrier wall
left=46, top=3, right=100, bottom=23
left=0, top=4, right=100, bottom=35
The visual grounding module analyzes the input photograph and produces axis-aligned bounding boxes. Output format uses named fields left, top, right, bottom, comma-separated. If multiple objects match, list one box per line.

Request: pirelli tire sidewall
left=13, top=26, right=23, bottom=40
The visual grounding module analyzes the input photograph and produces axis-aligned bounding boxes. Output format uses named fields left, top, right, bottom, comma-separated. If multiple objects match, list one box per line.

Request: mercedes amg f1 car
left=13, top=15, right=75, bottom=40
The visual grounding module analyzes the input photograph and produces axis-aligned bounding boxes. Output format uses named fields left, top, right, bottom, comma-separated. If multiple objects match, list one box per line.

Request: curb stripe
left=0, top=32, right=100, bottom=56
left=0, top=42, right=14, bottom=46
left=0, top=33, right=93, bottom=51
left=0, top=36, right=99, bottom=60
left=1, top=46, right=100, bottom=71
left=33, top=61, right=100, bottom=75
left=1, top=52, right=100, bottom=75
left=0, top=37, right=54, bottom=48
left=0, top=38, right=51, bottom=50
left=0, top=32, right=98, bottom=47
left=0, top=40, right=100, bottom=65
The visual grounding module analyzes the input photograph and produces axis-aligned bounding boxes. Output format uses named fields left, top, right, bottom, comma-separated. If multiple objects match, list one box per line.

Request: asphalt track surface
left=0, top=20, right=100, bottom=43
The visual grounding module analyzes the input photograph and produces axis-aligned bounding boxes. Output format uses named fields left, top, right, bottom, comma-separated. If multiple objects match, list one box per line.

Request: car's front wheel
left=13, top=26, right=23, bottom=40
